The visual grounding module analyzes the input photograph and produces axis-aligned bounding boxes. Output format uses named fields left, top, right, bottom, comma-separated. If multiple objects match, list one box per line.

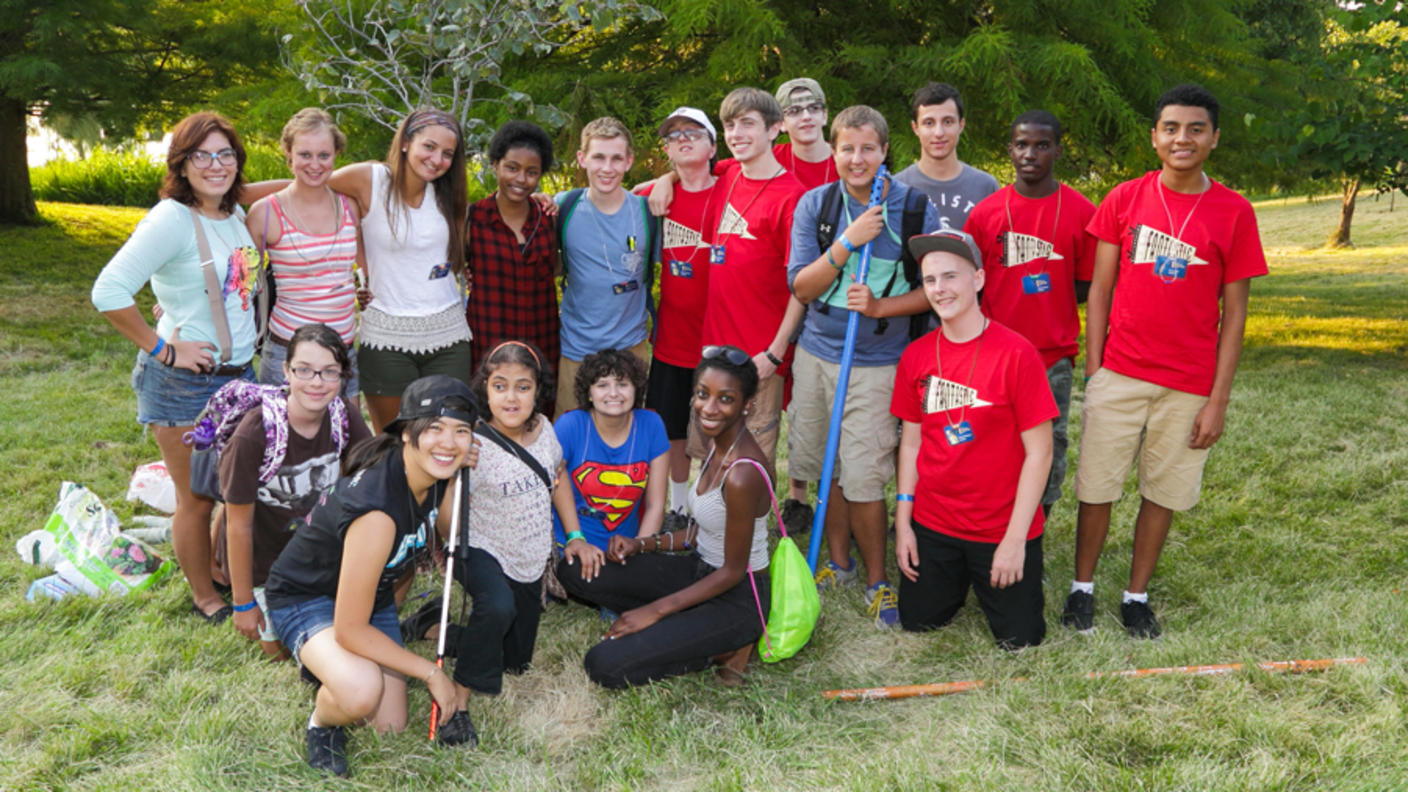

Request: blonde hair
left=578, top=117, right=633, bottom=153
left=719, top=88, right=782, bottom=127
left=830, top=105, right=890, bottom=148
left=280, top=108, right=346, bottom=155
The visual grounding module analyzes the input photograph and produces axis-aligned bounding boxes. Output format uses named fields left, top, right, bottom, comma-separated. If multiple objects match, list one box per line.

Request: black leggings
left=558, top=552, right=769, bottom=689
left=452, top=546, right=542, bottom=694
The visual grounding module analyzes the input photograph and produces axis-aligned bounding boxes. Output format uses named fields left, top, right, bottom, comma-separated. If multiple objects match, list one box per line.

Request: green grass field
left=1, top=197, right=1405, bottom=791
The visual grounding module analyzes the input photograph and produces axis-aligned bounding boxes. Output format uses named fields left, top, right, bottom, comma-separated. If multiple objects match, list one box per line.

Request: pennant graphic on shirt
left=572, top=461, right=650, bottom=531
left=1129, top=225, right=1208, bottom=268
left=923, top=375, right=993, bottom=414
left=1001, top=231, right=1064, bottom=266
left=662, top=217, right=706, bottom=250
left=717, top=203, right=758, bottom=240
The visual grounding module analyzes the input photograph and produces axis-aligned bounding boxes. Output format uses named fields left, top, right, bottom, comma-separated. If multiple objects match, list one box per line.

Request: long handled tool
left=806, top=166, right=889, bottom=572
left=822, top=656, right=1367, bottom=701
left=428, top=466, right=469, bottom=739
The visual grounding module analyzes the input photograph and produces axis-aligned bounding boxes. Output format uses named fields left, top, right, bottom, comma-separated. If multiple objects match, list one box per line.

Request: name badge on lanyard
left=709, top=244, right=726, bottom=265
left=612, top=280, right=640, bottom=295
left=944, top=421, right=975, bottom=446
left=1154, top=255, right=1188, bottom=281
left=1022, top=272, right=1052, bottom=294
left=669, top=260, right=694, bottom=278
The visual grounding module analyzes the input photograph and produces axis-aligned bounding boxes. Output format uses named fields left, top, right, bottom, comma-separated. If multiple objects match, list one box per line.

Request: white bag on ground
left=126, top=460, right=176, bottom=514
left=44, top=482, right=174, bottom=595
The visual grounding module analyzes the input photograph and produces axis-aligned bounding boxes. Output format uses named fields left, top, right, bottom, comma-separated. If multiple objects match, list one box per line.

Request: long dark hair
left=162, top=112, right=246, bottom=215
left=384, top=108, right=468, bottom=274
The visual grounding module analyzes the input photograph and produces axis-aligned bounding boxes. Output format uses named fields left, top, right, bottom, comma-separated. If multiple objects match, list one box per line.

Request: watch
left=764, top=350, right=783, bottom=367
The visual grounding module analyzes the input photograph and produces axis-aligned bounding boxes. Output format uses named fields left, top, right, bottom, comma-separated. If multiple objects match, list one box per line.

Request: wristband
left=764, top=350, right=783, bottom=367
left=232, top=600, right=258, bottom=613
left=839, top=235, right=856, bottom=253
left=826, top=248, right=843, bottom=271
left=566, top=530, right=585, bottom=544
left=151, top=337, right=166, bottom=359
left=895, top=493, right=915, bottom=503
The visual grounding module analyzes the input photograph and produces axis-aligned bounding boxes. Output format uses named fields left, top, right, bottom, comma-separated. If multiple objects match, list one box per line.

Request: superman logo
left=572, top=460, right=649, bottom=531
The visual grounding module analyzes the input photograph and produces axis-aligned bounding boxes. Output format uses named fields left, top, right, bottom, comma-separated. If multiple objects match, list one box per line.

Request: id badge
left=669, top=260, right=694, bottom=279
left=1022, top=273, right=1052, bottom=294
left=621, top=250, right=644, bottom=275
left=428, top=262, right=452, bottom=280
left=943, top=421, right=975, bottom=446
left=710, top=244, right=726, bottom=265
left=612, top=280, right=641, bottom=295
left=1154, top=255, right=1188, bottom=280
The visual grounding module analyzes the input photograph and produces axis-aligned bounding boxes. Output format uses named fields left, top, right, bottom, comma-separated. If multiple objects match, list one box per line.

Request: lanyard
left=934, top=319, right=986, bottom=429
left=716, top=165, right=783, bottom=242
left=1004, top=186, right=1061, bottom=275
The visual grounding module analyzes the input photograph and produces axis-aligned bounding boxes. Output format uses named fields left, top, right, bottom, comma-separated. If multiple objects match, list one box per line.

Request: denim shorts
left=131, top=349, right=254, bottom=427
left=257, top=337, right=362, bottom=400
left=268, top=595, right=402, bottom=664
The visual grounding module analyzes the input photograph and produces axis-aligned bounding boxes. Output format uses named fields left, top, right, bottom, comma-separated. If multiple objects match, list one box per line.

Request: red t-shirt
left=965, top=184, right=1097, bottom=368
left=1087, top=171, right=1268, bottom=396
left=891, top=322, right=1058, bottom=543
left=700, top=168, right=805, bottom=363
left=640, top=180, right=717, bottom=368
left=773, top=143, right=838, bottom=189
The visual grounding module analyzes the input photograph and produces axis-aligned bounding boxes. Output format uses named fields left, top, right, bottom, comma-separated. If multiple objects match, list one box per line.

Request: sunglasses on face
left=663, top=128, right=709, bottom=144
left=701, top=345, right=751, bottom=366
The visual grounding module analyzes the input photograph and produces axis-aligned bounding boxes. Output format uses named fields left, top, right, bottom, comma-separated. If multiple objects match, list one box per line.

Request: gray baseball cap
left=907, top=228, right=983, bottom=270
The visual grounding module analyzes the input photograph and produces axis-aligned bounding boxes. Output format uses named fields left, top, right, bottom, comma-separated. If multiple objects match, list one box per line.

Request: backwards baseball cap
left=907, top=227, right=983, bottom=270
left=385, top=375, right=479, bottom=436
left=775, top=78, right=826, bottom=110
left=658, top=107, right=717, bottom=143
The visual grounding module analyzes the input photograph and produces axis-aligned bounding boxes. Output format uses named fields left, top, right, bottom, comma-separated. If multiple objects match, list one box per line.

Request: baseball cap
left=658, top=107, right=716, bottom=143
left=384, top=375, right=479, bottom=436
left=775, top=78, right=826, bottom=110
left=907, top=228, right=983, bottom=270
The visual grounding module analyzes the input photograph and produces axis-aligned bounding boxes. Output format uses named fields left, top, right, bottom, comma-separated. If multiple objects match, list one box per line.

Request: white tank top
left=688, top=457, right=770, bottom=571
left=360, top=164, right=459, bottom=317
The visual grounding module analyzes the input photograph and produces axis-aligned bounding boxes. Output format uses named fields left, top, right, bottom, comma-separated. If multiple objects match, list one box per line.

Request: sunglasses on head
left=701, top=345, right=751, bottom=366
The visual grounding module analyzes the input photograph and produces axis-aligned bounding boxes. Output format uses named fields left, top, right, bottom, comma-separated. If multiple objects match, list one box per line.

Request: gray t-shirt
left=894, top=162, right=999, bottom=230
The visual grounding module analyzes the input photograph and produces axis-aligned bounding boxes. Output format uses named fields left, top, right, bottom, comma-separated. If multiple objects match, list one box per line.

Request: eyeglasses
left=782, top=102, right=825, bottom=118
left=578, top=506, right=608, bottom=521
left=188, top=149, right=237, bottom=169
left=289, top=365, right=344, bottom=382
left=662, top=128, right=709, bottom=144
left=701, top=345, right=751, bottom=366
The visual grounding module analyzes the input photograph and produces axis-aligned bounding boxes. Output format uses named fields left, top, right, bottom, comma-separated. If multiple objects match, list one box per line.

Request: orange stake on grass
left=822, top=656, right=1366, bottom=701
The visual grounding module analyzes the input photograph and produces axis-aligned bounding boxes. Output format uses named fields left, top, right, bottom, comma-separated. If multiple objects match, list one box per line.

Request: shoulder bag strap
left=474, top=423, right=554, bottom=490
left=189, top=205, right=233, bottom=363
left=726, top=456, right=786, bottom=657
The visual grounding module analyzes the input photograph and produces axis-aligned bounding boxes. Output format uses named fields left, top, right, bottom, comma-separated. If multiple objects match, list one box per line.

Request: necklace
left=584, top=192, right=641, bottom=277
left=716, top=164, right=784, bottom=241
left=273, top=188, right=342, bottom=265
left=934, top=318, right=987, bottom=431
left=704, top=427, right=744, bottom=492
left=202, top=211, right=242, bottom=252
left=1156, top=174, right=1209, bottom=242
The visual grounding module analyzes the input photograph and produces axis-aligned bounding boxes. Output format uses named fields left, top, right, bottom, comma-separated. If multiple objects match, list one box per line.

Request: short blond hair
left=579, top=117, right=633, bottom=153
left=830, top=105, right=889, bottom=148
left=280, top=107, right=347, bottom=155
left=719, top=88, right=782, bottom=127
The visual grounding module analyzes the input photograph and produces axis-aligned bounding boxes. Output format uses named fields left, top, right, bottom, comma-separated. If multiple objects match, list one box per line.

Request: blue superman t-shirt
left=552, top=408, right=670, bottom=550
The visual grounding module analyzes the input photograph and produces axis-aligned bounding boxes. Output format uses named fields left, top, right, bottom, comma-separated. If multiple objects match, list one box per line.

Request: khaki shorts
left=687, top=371, right=784, bottom=466
left=785, top=347, right=898, bottom=502
left=556, top=339, right=651, bottom=417
left=1075, top=368, right=1212, bottom=511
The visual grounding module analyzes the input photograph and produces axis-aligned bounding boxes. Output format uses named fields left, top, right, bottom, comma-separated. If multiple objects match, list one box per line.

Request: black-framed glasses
left=701, top=345, right=750, bottom=366
left=662, top=128, right=709, bottom=144
left=289, top=365, right=344, bottom=382
left=188, top=149, right=237, bottom=169
left=782, top=102, right=825, bottom=118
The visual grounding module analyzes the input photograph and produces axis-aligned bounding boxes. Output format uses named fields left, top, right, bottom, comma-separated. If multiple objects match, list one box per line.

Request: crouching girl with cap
left=263, top=375, right=480, bottom=777
left=890, top=230, right=1056, bottom=650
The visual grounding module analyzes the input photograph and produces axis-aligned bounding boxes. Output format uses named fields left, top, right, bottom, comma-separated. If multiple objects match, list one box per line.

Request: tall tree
left=0, top=0, right=282, bottom=224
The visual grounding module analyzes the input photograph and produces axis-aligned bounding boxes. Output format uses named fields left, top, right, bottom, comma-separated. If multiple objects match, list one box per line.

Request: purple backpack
left=184, top=380, right=350, bottom=499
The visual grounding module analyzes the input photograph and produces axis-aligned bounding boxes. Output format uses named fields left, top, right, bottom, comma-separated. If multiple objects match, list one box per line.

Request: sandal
left=191, top=602, right=233, bottom=625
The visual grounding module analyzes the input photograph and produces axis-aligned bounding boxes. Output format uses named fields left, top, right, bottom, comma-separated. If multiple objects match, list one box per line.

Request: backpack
left=557, top=188, right=661, bottom=322
left=184, top=380, right=351, bottom=501
left=810, top=180, right=930, bottom=338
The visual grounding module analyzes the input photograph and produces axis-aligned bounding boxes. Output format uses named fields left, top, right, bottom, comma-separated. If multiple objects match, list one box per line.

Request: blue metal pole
left=806, top=166, right=888, bottom=572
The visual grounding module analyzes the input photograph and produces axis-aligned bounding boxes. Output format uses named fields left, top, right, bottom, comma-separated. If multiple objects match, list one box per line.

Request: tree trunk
left=0, top=96, right=38, bottom=225
left=1326, top=177, right=1359, bottom=248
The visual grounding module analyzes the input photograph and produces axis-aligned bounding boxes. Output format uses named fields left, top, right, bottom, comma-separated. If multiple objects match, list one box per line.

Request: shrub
left=30, top=145, right=289, bottom=208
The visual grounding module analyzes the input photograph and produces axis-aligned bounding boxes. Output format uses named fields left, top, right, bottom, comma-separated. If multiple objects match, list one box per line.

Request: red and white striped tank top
left=265, top=193, right=359, bottom=343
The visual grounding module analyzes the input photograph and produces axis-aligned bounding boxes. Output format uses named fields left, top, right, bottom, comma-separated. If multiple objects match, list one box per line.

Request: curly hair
left=470, top=340, right=553, bottom=431
left=573, top=348, right=648, bottom=412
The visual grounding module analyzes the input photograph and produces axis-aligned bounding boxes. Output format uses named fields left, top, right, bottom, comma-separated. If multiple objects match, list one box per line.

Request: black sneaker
left=438, top=709, right=478, bottom=748
left=1121, top=599, right=1162, bottom=639
left=305, top=724, right=349, bottom=777
left=1060, top=590, right=1095, bottom=633
left=399, top=596, right=444, bottom=643
left=780, top=498, right=813, bottom=537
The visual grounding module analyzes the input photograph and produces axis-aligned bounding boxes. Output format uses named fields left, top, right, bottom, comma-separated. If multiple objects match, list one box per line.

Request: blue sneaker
left=814, top=558, right=858, bottom=591
left=865, top=582, right=900, bottom=629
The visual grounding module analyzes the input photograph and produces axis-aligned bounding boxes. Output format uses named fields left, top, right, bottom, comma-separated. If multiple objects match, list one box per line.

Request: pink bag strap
left=722, top=456, right=786, bottom=659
